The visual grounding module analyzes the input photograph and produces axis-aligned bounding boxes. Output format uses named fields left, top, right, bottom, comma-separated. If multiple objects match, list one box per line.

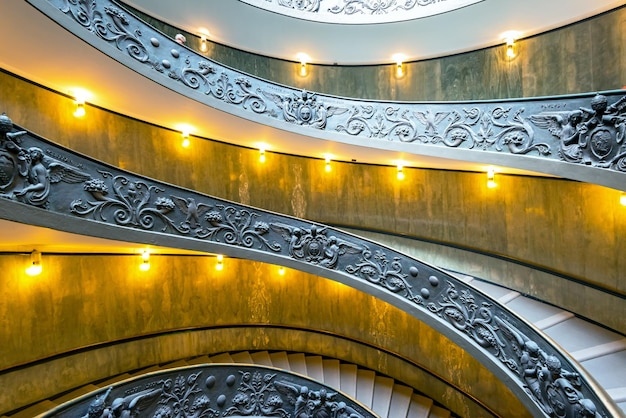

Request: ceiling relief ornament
left=47, top=0, right=626, bottom=185
left=0, top=113, right=615, bottom=417
left=237, top=0, right=484, bottom=24
left=42, top=365, right=374, bottom=418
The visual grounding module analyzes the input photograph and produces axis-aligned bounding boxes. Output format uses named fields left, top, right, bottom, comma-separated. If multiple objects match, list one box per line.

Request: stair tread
left=408, top=393, right=433, bottom=418
left=185, top=355, right=211, bottom=365
left=287, top=353, right=307, bottom=376
left=305, top=355, right=324, bottom=382
left=269, top=351, right=291, bottom=370
left=388, top=384, right=414, bottom=418
left=339, top=363, right=358, bottom=398
left=371, top=376, right=394, bottom=417
left=322, top=359, right=341, bottom=390
left=250, top=351, right=273, bottom=367
left=209, top=353, right=234, bottom=363
left=428, top=405, right=451, bottom=418
left=230, top=351, right=254, bottom=364
left=355, top=369, right=376, bottom=408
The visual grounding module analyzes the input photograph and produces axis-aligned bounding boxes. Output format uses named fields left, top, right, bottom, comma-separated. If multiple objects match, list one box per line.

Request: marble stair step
left=371, top=375, right=394, bottom=417
left=355, top=369, right=376, bottom=409
left=387, top=384, right=413, bottom=418
left=269, top=351, right=291, bottom=370
left=407, top=393, right=434, bottom=418
left=286, top=352, right=308, bottom=376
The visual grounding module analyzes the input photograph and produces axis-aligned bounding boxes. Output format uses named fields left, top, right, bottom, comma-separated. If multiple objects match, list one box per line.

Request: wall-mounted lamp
left=620, top=192, right=626, bottom=206
left=501, top=32, right=520, bottom=60
left=396, top=164, right=405, bottom=181
left=139, top=249, right=150, bottom=271
left=278, top=266, right=286, bottom=276
left=25, top=250, right=42, bottom=276
left=73, top=100, right=86, bottom=118
left=487, top=167, right=497, bottom=188
left=200, top=35, right=208, bottom=52
left=259, top=148, right=266, bottom=164
left=392, top=54, right=406, bottom=78
left=181, top=129, right=190, bottom=148
left=215, top=254, right=224, bottom=271
left=296, top=53, right=310, bottom=77
left=325, top=155, right=332, bottom=173
left=71, top=89, right=90, bottom=118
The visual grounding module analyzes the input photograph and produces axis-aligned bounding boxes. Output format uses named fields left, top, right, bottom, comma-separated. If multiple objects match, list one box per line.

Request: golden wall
left=0, top=255, right=526, bottom=417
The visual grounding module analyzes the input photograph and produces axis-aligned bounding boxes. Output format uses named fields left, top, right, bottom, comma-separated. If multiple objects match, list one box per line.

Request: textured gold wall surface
left=136, top=6, right=626, bottom=101
left=0, top=255, right=527, bottom=417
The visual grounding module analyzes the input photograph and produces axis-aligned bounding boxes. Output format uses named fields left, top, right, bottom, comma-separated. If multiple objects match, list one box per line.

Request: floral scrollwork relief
left=345, top=246, right=423, bottom=304
left=70, top=172, right=282, bottom=252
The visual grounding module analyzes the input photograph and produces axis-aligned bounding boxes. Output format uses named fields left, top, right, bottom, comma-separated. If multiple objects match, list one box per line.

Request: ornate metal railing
left=0, top=113, right=620, bottom=417
left=33, top=0, right=626, bottom=191
left=42, top=364, right=377, bottom=418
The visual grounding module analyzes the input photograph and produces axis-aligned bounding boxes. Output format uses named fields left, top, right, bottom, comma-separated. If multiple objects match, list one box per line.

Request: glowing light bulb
left=278, top=266, right=285, bottom=276
left=396, top=165, right=405, bottom=181
left=215, top=254, right=224, bottom=271
left=325, top=155, right=332, bottom=173
left=25, top=250, right=42, bottom=276
left=620, top=192, right=626, bottom=206
left=487, top=168, right=497, bottom=189
left=139, top=250, right=150, bottom=271
left=259, top=149, right=266, bottom=163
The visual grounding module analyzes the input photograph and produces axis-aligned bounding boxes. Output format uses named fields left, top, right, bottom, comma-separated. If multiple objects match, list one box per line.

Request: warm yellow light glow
left=278, top=266, right=286, bottom=276
left=139, top=250, right=150, bottom=271
left=325, top=155, right=332, bottom=173
left=396, top=165, right=405, bottom=181
left=25, top=250, right=42, bottom=276
left=487, top=168, right=497, bottom=188
left=396, top=62, right=404, bottom=78
left=216, top=254, right=224, bottom=271
left=296, top=53, right=310, bottom=77
left=392, top=54, right=406, bottom=78
left=259, top=148, right=266, bottom=163
left=71, top=88, right=90, bottom=118
left=181, top=129, right=190, bottom=148
left=200, top=35, right=208, bottom=52
left=73, top=102, right=86, bottom=118
left=620, top=192, right=626, bottom=206
left=502, top=31, right=520, bottom=60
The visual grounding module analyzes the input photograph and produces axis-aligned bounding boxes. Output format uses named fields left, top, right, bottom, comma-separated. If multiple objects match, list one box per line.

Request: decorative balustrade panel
left=42, top=364, right=377, bottom=418
left=0, top=113, right=618, bottom=417
left=36, top=0, right=626, bottom=188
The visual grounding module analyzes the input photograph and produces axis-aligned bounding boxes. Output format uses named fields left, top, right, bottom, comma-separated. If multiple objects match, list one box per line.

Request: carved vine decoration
left=43, top=366, right=372, bottom=417
left=51, top=0, right=626, bottom=175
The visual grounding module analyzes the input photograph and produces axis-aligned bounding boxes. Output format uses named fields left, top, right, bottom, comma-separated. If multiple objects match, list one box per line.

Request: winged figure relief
left=12, top=147, right=91, bottom=207
left=170, top=196, right=212, bottom=228
left=530, top=111, right=584, bottom=162
left=414, top=110, right=450, bottom=138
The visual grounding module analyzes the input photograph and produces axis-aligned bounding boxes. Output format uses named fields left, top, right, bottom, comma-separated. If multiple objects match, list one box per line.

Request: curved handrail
left=41, top=364, right=378, bottom=418
left=0, top=113, right=620, bottom=417
left=29, top=0, right=626, bottom=191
